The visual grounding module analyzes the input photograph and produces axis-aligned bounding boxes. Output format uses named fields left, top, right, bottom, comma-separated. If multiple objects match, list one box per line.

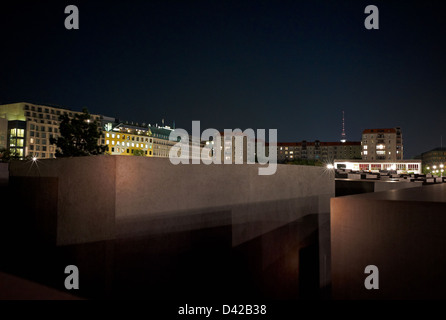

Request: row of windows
left=29, top=145, right=53, bottom=152
left=26, top=112, right=60, bottom=120
left=29, top=124, right=58, bottom=133
left=363, top=134, right=397, bottom=139
left=27, top=118, right=57, bottom=125
left=29, top=138, right=51, bottom=146
left=31, top=152, right=54, bottom=158
left=108, top=147, right=152, bottom=155
left=30, top=132, right=57, bottom=139
left=10, top=129, right=25, bottom=138
left=278, top=146, right=358, bottom=150
left=24, top=105, right=100, bottom=120
left=106, top=140, right=151, bottom=149
left=105, top=133, right=152, bottom=143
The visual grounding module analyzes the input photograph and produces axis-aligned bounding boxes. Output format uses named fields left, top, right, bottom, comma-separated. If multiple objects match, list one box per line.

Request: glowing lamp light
left=427, top=166, right=430, bottom=170
left=32, top=157, right=37, bottom=162
left=326, top=164, right=334, bottom=169
left=433, top=165, right=437, bottom=170
left=440, top=164, right=444, bottom=169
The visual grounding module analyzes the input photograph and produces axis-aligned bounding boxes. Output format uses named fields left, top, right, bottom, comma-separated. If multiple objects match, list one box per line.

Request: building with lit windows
left=1, top=102, right=207, bottom=161
left=101, top=120, right=207, bottom=160
left=334, top=159, right=422, bottom=174
left=0, top=102, right=103, bottom=159
left=277, top=140, right=361, bottom=163
left=102, top=121, right=179, bottom=157
left=0, top=117, right=8, bottom=150
left=421, top=147, right=446, bottom=173
left=361, top=127, right=403, bottom=161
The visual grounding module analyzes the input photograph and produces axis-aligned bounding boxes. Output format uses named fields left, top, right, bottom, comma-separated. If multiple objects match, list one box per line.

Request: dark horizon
left=1, top=0, right=445, bottom=158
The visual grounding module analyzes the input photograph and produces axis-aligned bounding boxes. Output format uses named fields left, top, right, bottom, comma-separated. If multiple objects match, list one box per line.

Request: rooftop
left=362, top=128, right=397, bottom=134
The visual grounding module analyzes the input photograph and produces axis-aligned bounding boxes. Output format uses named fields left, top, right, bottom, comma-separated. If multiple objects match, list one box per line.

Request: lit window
left=127, top=142, right=130, bottom=147
left=106, top=140, right=109, bottom=145
left=112, top=141, right=115, bottom=145
left=117, top=135, right=120, bottom=139
left=145, top=144, right=148, bottom=149
left=364, top=151, right=368, bottom=155
left=112, top=134, right=115, bottom=138
left=117, top=141, right=120, bottom=146
left=364, top=146, right=367, bottom=150
left=132, top=143, right=135, bottom=147
left=106, top=133, right=110, bottom=137
left=136, top=144, right=139, bottom=148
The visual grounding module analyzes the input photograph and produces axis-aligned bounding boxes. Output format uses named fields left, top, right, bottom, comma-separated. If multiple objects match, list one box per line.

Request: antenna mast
left=340, top=111, right=346, bottom=143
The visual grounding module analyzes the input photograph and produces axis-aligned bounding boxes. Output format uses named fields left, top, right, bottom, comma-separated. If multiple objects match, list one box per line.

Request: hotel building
left=361, top=127, right=403, bottom=161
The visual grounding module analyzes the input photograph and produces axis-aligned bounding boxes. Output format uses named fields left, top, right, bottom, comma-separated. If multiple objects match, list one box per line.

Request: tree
left=133, top=149, right=146, bottom=157
left=0, top=147, right=13, bottom=162
left=50, top=108, right=107, bottom=157
left=0, top=147, right=19, bottom=162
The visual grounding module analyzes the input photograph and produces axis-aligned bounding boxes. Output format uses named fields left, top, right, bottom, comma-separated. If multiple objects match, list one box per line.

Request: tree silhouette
left=50, top=108, right=107, bottom=157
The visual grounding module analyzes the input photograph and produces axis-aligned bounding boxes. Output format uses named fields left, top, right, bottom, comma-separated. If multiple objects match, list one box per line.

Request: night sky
left=1, top=0, right=445, bottom=158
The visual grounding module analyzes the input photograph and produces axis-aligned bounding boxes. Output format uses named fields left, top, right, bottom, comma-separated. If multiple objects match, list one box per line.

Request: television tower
left=340, top=111, right=346, bottom=143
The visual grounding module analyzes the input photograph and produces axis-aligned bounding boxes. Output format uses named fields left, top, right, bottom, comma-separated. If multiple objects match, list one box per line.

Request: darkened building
left=421, top=147, right=446, bottom=168
left=277, top=140, right=361, bottom=162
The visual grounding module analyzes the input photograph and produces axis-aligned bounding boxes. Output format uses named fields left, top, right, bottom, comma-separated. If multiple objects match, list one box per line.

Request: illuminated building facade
left=334, top=159, right=422, bottom=174
left=361, top=127, right=403, bottom=161
left=102, top=122, right=178, bottom=158
left=0, top=102, right=103, bottom=159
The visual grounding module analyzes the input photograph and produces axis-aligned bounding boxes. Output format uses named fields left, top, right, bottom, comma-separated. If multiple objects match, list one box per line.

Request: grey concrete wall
left=10, top=157, right=116, bottom=245
left=114, top=156, right=334, bottom=246
left=10, top=156, right=334, bottom=260
left=8, top=156, right=334, bottom=298
left=0, top=162, right=8, bottom=186
left=331, top=184, right=446, bottom=299
left=336, top=179, right=422, bottom=197
left=373, top=180, right=422, bottom=193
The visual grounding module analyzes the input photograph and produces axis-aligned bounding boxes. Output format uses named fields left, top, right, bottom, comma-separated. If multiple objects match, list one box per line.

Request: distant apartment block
left=421, top=147, right=446, bottom=168
left=361, top=127, right=403, bottom=161
left=277, top=140, right=361, bottom=162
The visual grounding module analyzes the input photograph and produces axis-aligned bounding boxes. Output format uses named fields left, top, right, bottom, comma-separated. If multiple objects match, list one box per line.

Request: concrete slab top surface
left=336, top=183, right=446, bottom=203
